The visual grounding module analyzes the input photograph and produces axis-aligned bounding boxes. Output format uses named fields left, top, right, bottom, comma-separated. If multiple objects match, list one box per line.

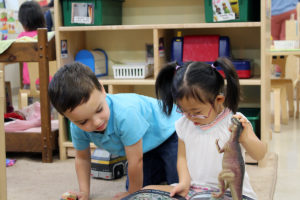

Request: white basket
left=112, top=63, right=153, bottom=79
left=273, top=40, right=299, bottom=50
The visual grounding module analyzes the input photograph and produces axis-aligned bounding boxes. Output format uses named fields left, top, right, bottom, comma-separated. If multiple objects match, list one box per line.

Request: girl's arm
left=170, top=138, right=190, bottom=197
left=75, top=147, right=91, bottom=200
left=235, top=115, right=267, bottom=161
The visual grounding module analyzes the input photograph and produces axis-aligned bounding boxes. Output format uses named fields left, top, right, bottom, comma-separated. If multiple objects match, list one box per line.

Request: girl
left=151, top=57, right=267, bottom=199
left=18, top=1, right=46, bottom=91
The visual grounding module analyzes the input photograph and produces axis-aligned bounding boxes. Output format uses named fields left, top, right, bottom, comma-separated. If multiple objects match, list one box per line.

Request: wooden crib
left=0, top=28, right=58, bottom=163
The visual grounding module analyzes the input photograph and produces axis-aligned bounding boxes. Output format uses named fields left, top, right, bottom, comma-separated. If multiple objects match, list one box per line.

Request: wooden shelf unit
left=54, top=0, right=271, bottom=165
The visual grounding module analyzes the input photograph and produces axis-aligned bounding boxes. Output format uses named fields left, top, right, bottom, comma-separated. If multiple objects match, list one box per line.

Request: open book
left=121, top=189, right=254, bottom=200
left=121, top=189, right=185, bottom=200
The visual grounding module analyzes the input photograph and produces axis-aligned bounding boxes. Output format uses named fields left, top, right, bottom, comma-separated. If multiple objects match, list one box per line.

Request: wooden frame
left=4, top=81, right=12, bottom=113
left=0, top=28, right=57, bottom=163
left=0, top=70, right=7, bottom=200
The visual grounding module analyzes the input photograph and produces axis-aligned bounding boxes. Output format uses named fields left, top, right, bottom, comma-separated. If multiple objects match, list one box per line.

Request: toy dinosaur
left=212, top=117, right=245, bottom=200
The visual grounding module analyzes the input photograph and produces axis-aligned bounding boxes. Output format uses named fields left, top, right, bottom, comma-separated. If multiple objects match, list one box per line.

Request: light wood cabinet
left=54, top=0, right=271, bottom=165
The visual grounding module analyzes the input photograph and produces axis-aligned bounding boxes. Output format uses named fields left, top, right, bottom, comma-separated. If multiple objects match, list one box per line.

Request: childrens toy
left=213, top=117, right=245, bottom=200
left=60, top=191, right=78, bottom=200
left=75, top=49, right=108, bottom=77
left=91, top=148, right=127, bottom=180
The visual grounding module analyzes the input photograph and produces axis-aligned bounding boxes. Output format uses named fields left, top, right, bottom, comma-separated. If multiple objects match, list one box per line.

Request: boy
left=48, top=62, right=181, bottom=200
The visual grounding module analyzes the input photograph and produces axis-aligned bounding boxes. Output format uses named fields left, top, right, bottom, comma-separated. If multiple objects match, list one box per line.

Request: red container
left=183, top=35, right=219, bottom=62
left=217, top=60, right=252, bottom=79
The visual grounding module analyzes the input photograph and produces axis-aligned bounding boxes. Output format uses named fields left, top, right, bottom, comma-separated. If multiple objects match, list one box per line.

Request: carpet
left=6, top=152, right=277, bottom=200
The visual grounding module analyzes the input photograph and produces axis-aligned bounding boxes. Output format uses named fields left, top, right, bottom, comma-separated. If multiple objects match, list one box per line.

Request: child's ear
left=99, top=81, right=106, bottom=95
left=215, top=94, right=225, bottom=104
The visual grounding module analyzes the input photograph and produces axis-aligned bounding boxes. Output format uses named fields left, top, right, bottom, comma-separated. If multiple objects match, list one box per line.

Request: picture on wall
left=0, top=8, right=22, bottom=40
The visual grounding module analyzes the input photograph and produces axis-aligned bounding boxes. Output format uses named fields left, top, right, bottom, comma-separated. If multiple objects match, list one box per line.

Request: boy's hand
left=170, top=183, right=189, bottom=198
left=113, top=191, right=130, bottom=200
left=232, top=114, right=253, bottom=144
left=77, top=191, right=89, bottom=200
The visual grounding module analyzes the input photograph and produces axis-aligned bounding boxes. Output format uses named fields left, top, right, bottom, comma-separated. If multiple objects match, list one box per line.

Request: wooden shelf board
left=267, top=49, right=300, bottom=56
left=63, top=141, right=96, bottom=148
left=100, top=76, right=155, bottom=85
left=100, top=76, right=260, bottom=86
left=58, top=22, right=261, bottom=32
left=239, top=76, right=261, bottom=85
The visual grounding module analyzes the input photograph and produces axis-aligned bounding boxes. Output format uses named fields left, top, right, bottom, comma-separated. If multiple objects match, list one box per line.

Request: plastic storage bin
left=219, top=60, right=251, bottom=78
left=171, top=31, right=184, bottom=65
left=66, top=119, right=72, bottom=141
left=238, top=108, right=260, bottom=138
left=219, top=36, right=230, bottom=57
left=183, top=35, right=219, bottom=62
left=62, top=0, right=123, bottom=26
left=207, top=60, right=252, bottom=78
left=75, top=49, right=108, bottom=77
left=113, top=63, right=154, bottom=79
left=204, top=0, right=260, bottom=23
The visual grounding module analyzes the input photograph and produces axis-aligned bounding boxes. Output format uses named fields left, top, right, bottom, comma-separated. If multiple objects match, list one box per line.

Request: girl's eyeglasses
left=176, top=106, right=213, bottom=119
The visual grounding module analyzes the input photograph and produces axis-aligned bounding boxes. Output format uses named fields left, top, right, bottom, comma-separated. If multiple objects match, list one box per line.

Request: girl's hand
left=232, top=114, right=253, bottom=144
left=170, top=183, right=190, bottom=198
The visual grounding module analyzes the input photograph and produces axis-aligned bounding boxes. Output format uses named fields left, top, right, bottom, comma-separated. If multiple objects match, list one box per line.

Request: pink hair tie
left=176, top=65, right=181, bottom=70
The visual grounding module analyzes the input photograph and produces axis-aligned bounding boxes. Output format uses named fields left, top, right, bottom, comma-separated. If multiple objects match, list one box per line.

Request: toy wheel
left=114, top=165, right=124, bottom=179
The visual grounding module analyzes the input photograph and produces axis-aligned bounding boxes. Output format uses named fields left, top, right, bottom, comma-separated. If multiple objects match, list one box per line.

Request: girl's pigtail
left=214, top=57, right=240, bottom=113
left=155, top=63, right=177, bottom=115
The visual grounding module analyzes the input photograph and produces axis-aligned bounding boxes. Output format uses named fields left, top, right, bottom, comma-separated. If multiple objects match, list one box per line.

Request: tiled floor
left=269, top=115, right=300, bottom=199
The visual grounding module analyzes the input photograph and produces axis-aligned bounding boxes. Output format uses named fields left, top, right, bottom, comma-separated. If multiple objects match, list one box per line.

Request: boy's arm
left=75, top=147, right=91, bottom=200
left=235, top=115, right=267, bottom=161
left=125, top=138, right=143, bottom=193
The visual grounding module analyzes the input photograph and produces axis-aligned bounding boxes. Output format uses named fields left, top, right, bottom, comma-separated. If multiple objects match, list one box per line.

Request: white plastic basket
left=112, top=63, right=153, bottom=79
left=273, top=40, right=299, bottom=50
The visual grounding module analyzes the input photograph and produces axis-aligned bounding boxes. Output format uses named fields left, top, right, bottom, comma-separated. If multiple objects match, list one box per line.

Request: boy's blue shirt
left=70, top=93, right=181, bottom=156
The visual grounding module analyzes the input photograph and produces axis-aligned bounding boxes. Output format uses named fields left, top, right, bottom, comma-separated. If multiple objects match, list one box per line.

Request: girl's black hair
left=155, top=57, right=240, bottom=115
left=18, top=1, right=46, bottom=31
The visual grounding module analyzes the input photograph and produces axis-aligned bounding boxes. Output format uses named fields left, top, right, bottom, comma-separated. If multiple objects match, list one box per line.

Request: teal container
left=238, top=108, right=260, bottom=138
left=66, top=118, right=72, bottom=141
left=204, top=0, right=260, bottom=23
left=62, top=0, right=123, bottom=26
